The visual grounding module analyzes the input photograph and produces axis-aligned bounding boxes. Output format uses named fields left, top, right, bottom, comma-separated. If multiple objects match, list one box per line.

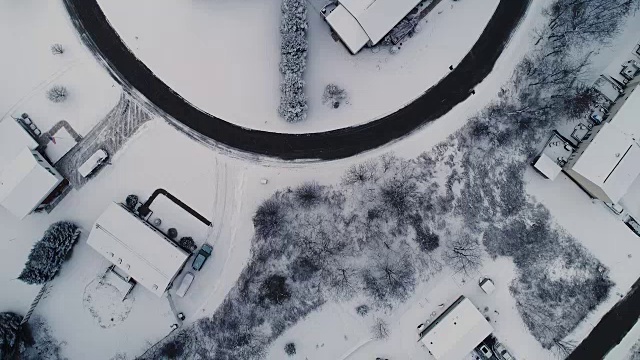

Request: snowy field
left=96, top=0, right=498, bottom=133
left=0, top=1, right=120, bottom=143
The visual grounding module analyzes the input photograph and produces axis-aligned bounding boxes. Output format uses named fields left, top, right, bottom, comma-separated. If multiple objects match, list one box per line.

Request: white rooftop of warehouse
left=87, top=202, right=190, bottom=297
left=572, top=123, right=640, bottom=204
left=0, top=148, right=61, bottom=219
left=326, top=0, right=422, bottom=54
left=419, top=296, right=493, bottom=360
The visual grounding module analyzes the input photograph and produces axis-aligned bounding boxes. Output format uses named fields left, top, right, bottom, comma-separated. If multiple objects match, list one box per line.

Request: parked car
left=477, top=344, right=493, bottom=359
left=175, top=272, right=194, bottom=297
left=192, top=243, right=213, bottom=271
left=494, top=343, right=514, bottom=360
left=78, top=149, right=109, bottom=178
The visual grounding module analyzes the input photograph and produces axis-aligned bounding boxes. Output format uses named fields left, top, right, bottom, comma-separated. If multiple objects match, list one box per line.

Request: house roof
left=0, top=148, right=61, bottom=219
left=87, top=203, right=189, bottom=297
left=420, top=296, right=493, bottom=360
left=533, top=154, right=562, bottom=180
left=326, top=0, right=422, bottom=53
left=0, top=118, right=38, bottom=169
left=572, top=123, right=640, bottom=203
left=610, top=86, right=640, bottom=139
left=326, top=5, right=370, bottom=54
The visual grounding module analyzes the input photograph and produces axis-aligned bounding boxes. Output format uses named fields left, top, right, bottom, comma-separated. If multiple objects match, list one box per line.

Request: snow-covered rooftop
left=0, top=148, right=62, bottom=219
left=326, top=0, right=422, bottom=54
left=571, top=123, right=640, bottom=204
left=325, top=5, right=370, bottom=54
left=86, top=202, right=190, bottom=297
left=0, top=118, right=38, bottom=168
left=533, top=153, right=562, bottom=180
left=610, top=85, right=640, bottom=139
left=419, top=296, right=493, bottom=360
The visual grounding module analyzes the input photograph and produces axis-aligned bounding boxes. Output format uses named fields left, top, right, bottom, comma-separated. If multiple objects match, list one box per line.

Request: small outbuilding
left=418, top=296, right=493, bottom=360
left=87, top=202, right=190, bottom=297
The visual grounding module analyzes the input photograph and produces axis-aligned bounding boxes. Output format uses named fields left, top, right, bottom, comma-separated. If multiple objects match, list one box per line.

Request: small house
left=87, top=202, right=190, bottom=297
left=0, top=118, right=63, bottom=219
left=323, top=0, right=422, bottom=54
left=418, top=296, right=493, bottom=360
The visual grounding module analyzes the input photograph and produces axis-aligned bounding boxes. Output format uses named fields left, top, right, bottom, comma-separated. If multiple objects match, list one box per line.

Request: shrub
left=125, top=194, right=138, bottom=210
left=290, top=257, right=320, bottom=282
left=380, top=179, right=418, bottom=216
left=322, top=84, right=347, bottom=108
left=279, top=74, right=308, bottom=123
left=159, top=338, right=185, bottom=359
left=50, top=43, right=64, bottom=55
left=355, top=305, right=369, bottom=317
left=46, top=85, right=68, bottom=103
left=294, top=181, right=322, bottom=208
left=18, top=222, right=81, bottom=285
left=259, top=275, right=290, bottom=306
left=0, top=312, right=22, bottom=358
left=284, top=342, right=296, bottom=356
left=253, top=198, right=285, bottom=239
left=179, top=237, right=197, bottom=253
left=167, top=228, right=178, bottom=239
left=411, top=216, right=439, bottom=252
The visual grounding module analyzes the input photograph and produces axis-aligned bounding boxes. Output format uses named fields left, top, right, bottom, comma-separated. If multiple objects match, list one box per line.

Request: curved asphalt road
left=62, top=0, right=530, bottom=160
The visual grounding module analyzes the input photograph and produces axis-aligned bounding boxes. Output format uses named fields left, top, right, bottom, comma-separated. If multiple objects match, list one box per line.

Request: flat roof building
left=564, top=123, right=640, bottom=204
left=0, top=119, right=63, bottom=219
left=564, top=77, right=640, bottom=204
left=87, top=202, right=190, bottom=297
left=418, top=296, right=493, bottom=360
left=324, top=0, right=422, bottom=54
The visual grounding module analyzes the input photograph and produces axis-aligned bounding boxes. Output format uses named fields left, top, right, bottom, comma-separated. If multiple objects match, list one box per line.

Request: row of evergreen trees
left=278, top=0, right=309, bottom=122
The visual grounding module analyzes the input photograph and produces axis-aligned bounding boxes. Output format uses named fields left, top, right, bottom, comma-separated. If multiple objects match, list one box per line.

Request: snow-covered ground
left=0, top=0, right=120, bottom=144
left=2, top=0, right=640, bottom=360
left=96, top=0, right=498, bottom=133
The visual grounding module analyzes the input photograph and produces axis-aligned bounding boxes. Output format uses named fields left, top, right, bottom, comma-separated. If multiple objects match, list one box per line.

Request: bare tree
left=342, top=160, right=379, bottom=185
left=553, top=338, right=577, bottom=358
left=363, top=252, right=416, bottom=302
left=444, top=235, right=482, bottom=276
left=370, top=317, right=390, bottom=340
left=321, top=262, right=359, bottom=299
left=50, top=43, right=64, bottom=55
left=46, top=85, right=68, bottom=103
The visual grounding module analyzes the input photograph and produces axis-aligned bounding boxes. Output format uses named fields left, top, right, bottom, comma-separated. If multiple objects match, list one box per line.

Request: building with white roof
left=564, top=123, right=640, bottom=204
left=87, top=202, right=190, bottom=297
left=0, top=118, right=63, bottom=219
left=324, top=0, right=422, bottom=54
left=607, top=79, right=640, bottom=139
left=418, top=296, right=493, bottom=360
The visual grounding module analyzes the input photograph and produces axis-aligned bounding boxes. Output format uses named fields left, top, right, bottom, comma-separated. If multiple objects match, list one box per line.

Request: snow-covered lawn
left=0, top=0, right=120, bottom=142
left=96, top=0, right=498, bottom=133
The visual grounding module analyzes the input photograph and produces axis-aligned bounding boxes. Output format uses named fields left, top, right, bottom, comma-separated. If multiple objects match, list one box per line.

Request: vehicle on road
left=192, top=243, right=213, bottom=271
left=175, top=272, right=195, bottom=297
left=494, top=343, right=514, bottom=360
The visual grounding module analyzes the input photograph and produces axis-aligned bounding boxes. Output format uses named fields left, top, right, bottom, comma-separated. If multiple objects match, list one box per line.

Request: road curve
left=62, top=0, right=530, bottom=161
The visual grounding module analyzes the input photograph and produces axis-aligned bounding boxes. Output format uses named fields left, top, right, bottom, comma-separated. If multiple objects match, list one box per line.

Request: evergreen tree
left=18, top=222, right=81, bottom=285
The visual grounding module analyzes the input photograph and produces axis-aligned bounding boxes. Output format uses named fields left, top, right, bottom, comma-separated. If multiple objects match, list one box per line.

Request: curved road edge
left=62, top=0, right=530, bottom=161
